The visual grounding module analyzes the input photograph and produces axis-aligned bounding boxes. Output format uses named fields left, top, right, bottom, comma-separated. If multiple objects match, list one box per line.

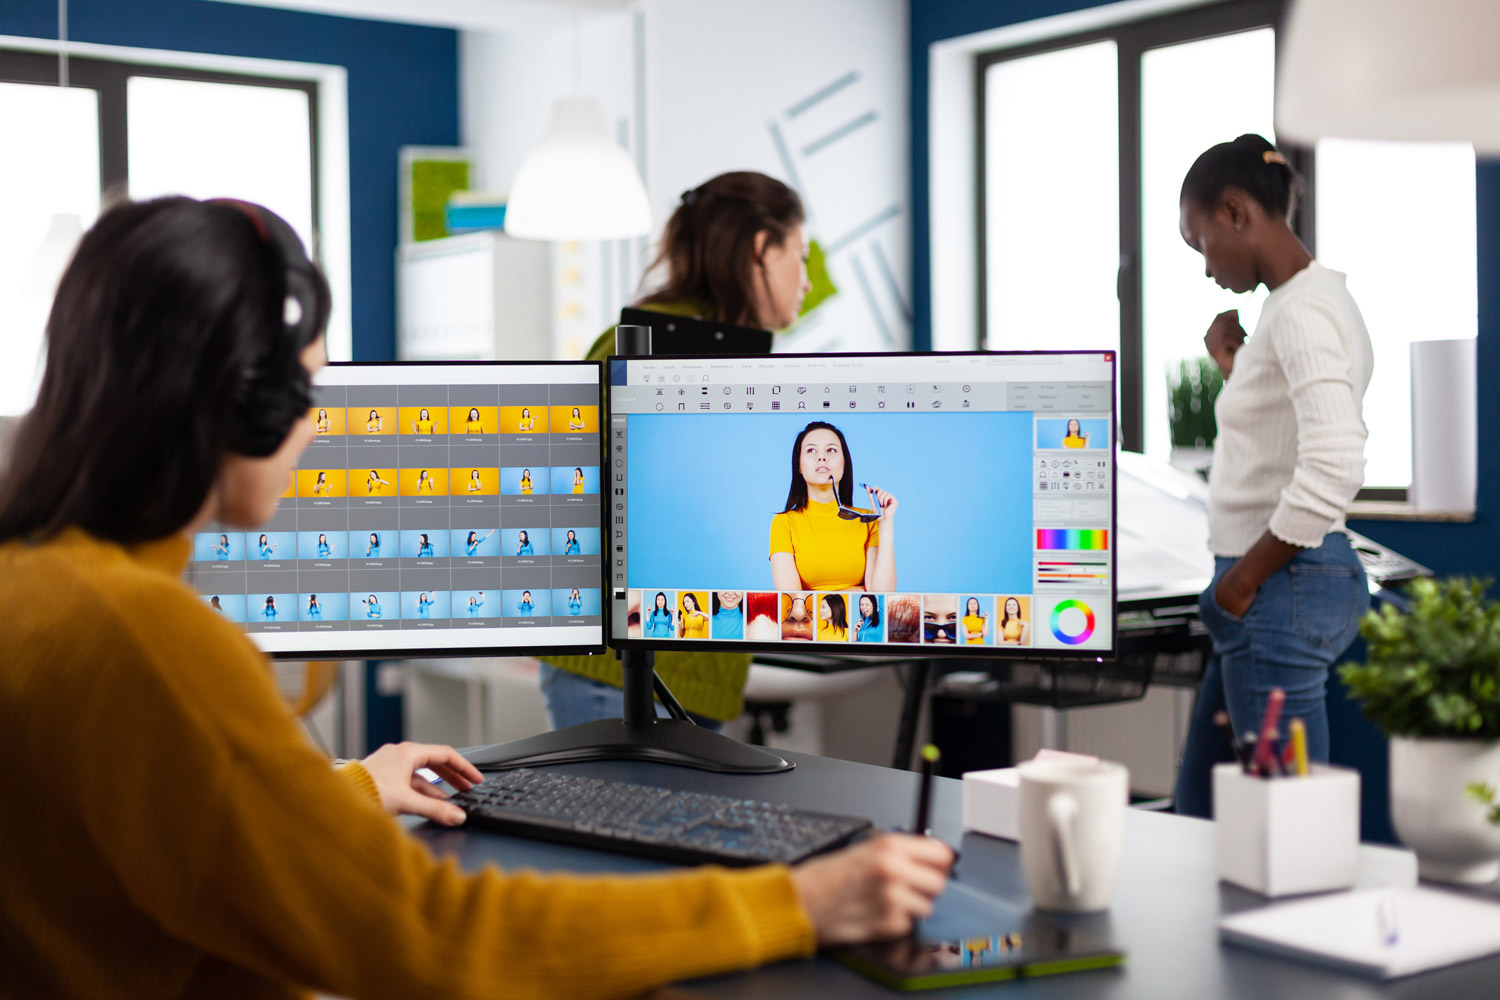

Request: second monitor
left=607, top=351, right=1117, bottom=659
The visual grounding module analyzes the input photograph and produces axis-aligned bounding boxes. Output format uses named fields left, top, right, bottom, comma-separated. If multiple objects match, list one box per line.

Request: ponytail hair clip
left=1262, top=150, right=1288, bottom=166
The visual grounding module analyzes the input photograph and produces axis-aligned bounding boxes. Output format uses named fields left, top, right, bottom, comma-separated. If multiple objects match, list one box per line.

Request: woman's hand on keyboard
left=790, top=833, right=954, bottom=943
left=358, top=742, right=484, bottom=826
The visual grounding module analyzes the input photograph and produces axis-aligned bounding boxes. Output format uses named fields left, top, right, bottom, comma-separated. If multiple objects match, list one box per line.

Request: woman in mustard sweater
left=0, top=197, right=950, bottom=999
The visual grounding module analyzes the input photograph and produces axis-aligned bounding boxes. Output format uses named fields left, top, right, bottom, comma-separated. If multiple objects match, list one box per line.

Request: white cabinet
left=396, top=231, right=551, bottom=361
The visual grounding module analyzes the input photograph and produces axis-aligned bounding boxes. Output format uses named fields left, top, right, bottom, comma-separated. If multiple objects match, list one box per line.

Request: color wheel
left=1049, top=599, right=1096, bottom=645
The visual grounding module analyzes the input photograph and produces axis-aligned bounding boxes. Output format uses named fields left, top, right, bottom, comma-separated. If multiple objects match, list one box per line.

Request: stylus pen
left=914, top=744, right=939, bottom=836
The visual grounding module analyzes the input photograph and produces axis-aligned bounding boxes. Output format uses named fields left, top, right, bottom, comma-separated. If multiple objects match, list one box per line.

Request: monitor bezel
left=603, top=349, right=1119, bottom=662
left=230, top=359, right=611, bottom=660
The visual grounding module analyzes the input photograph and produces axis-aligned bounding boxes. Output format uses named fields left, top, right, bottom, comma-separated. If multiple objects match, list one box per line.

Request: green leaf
left=1341, top=577, right=1500, bottom=738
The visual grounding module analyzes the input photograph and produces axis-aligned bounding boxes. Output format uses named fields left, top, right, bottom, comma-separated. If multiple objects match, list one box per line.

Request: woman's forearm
left=867, top=531, right=896, bottom=592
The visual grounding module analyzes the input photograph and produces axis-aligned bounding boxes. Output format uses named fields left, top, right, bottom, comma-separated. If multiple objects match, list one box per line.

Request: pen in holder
left=1214, top=762, right=1360, bottom=897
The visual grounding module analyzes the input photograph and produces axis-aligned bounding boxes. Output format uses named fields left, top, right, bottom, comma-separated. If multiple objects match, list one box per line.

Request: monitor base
left=463, top=718, right=795, bottom=774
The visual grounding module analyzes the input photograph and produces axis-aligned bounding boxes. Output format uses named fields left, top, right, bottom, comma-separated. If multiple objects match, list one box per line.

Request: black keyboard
left=450, top=768, right=873, bottom=867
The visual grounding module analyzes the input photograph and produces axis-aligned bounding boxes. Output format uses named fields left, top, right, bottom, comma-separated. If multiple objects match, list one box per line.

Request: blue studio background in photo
left=550, top=466, right=600, bottom=494
left=500, top=467, right=549, bottom=495
left=202, top=593, right=246, bottom=623
left=451, top=528, right=500, bottom=557
left=401, top=529, right=451, bottom=558
left=251, top=532, right=296, bottom=560
left=553, top=526, right=600, bottom=555
left=553, top=588, right=602, bottom=616
left=960, top=593, right=995, bottom=641
left=501, top=528, right=549, bottom=556
left=504, top=589, right=552, bottom=617
left=1035, top=418, right=1110, bottom=449
left=455, top=590, right=495, bottom=617
left=624, top=411, right=1035, bottom=593
left=253, top=593, right=297, bottom=621
left=353, top=591, right=398, bottom=620
left=298, top=530, right=348, bottom=560
left=300, top=592, right=350, bottom=621
left=402, top=590, right=451, bottom=619
left=194, top=531, right=245, bottom=562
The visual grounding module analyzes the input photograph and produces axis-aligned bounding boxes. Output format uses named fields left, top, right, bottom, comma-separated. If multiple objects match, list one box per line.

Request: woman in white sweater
left=1172, top=134, right=1373, bottom=817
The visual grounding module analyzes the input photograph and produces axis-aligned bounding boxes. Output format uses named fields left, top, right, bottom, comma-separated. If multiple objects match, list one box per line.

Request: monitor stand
left=463, top=650, right=794, bottom=774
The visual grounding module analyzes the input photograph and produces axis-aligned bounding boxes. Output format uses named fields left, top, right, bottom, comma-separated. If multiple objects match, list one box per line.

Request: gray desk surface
left=411, top=750, right=1500, bottom=998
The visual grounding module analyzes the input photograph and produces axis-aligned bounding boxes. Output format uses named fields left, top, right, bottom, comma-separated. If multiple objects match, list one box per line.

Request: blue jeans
left=537, top=663, right=724, bottom=732
left=1173, top=533, right=1368, bottom=818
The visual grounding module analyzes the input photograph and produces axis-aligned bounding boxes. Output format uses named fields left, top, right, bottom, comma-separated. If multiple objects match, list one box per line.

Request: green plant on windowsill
left=1166, top=357, right=1223, bottom=449
left=1338, top=577, right=1500, bottom=738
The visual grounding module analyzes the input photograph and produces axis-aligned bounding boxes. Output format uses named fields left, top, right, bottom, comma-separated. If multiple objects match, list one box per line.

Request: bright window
left=128, top=76, right=315, bottom=253
left=1139, top=28, right=1275, bottom=463
left=1314, top=139, right=1477, bottom=489
left=0, top=82, right=100, bottom=415
left=983, top=41, right=1119, bottom=354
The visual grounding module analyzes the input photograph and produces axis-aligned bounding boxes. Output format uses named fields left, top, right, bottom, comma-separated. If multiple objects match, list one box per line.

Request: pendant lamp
left=1277, top=0, right=1500, bottom=151
left=503, top=6, right=650, bottom=241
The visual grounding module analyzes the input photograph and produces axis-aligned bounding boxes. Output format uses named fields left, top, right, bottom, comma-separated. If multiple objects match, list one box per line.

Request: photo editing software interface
left=187, top=363, right=605, bottom=655
left=608, top=352, right=1116, bottom=655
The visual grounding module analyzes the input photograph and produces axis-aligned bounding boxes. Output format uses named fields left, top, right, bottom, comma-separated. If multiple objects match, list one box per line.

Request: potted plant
left=1339, top=577, right=1500, bottom=883
left=1166, top=357, right=1223, bottom=471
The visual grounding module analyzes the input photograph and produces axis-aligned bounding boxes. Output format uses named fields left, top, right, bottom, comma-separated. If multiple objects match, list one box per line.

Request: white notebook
left=1220, top=887, right=1500, bottom=979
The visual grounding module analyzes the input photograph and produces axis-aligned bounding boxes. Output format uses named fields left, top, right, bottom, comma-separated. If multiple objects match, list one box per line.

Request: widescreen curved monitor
left=606, top=351, right=1116, bottom=658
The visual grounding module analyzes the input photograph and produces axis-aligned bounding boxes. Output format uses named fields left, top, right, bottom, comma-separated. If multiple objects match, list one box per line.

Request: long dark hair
left=782, top=421, right=855, bottom=512
left=1002, top=597, right=1022, bottom=625
left=822, top=593, right=848, bottom=631
left=639, top=171, right=804, bottom=328
left=859, top=593, right=881, bottom=627
left=1180, top=133, right=1299, bottom=219
left=0, top=197, right=328, bottom=544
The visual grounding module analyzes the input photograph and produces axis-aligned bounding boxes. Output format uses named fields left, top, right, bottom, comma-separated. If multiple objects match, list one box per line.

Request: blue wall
left=3, top=0, right=460, bottom=362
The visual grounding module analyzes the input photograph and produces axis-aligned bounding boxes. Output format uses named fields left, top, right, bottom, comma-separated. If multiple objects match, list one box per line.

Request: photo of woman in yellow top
left=962, top=597, right=989, bottom=645
left=467, top=468, right=483, bottom=492
left=769, top=422, right=897, bottom=592
left=1062, top=418, right=1089, bottom=449
left=997, top=597, right=1030, bottom=646
left=412, top=407, right=434, bottom=434
left=416, top=469, right=434, bottom=493
left=312, top=470, right=332, bottom=496
left=365, top=408, right=383, bottom=433
left=314, top=408, right=330, bottom=434
left=365, top=470, right=390, bottom=495
left=572, top=467, right=585, bottom=494
left=518, top=407, right=534, bottom=432
left=678, top=592, right=710, bottom=639
left=464, top=407, right=484, bottom=434
left=569, top=406, right=585, bottom=431
left=520, top=469, right=533, bottom=495
left=816, top=593, right=849, bottom=642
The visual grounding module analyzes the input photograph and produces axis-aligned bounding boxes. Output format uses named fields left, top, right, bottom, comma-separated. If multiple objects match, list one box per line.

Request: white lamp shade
left=1277, top=0, right=1500, bottom=151
left=21, top=212, right=84, bottom=297
left=503, top=96, right=651, bottom=241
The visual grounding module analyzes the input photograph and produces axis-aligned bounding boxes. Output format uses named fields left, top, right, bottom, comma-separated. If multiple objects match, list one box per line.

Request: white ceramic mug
left=1017, top=757, right=1128, bottom=913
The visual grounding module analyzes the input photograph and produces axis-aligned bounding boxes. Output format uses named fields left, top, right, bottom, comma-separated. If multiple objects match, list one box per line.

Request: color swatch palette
left=1036, top=529, right=1110, bottom=551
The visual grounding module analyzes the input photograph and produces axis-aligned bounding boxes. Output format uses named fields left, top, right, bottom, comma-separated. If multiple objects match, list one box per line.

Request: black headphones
left=211, top=199, right=324, bottom=458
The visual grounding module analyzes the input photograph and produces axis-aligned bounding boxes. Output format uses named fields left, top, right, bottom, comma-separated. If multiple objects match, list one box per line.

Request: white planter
left=1389, top=736, right=1500, bottom=884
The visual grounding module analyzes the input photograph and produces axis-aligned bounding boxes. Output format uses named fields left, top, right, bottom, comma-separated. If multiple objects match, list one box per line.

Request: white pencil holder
left=1214, top=762, right=1360, bottom=897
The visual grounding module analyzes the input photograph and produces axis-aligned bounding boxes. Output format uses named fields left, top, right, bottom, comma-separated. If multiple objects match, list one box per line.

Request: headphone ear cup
left=221, top=204, right=322, bottom=457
